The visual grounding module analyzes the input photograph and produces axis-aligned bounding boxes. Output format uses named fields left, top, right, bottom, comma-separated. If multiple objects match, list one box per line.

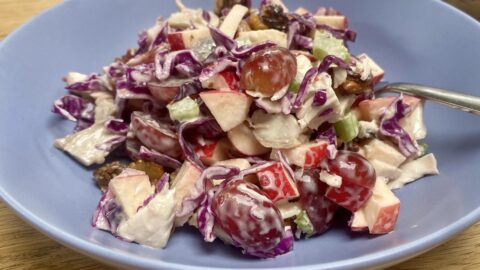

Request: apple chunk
left=194, top=138, right=231, bottom=166
left=200, top=70, right=238, bottom=90
left=358, top=96, right=421, bottom=122
left=227, top=122, right=270, bottom=156
left=313, top=15, right=348, bottom=30
left=361, top=179, right=401, bottom=234
left=171, top=161, right=202, bottom=226
left=167, top=28, right=211, bottom=51
left=282, top=140, right=328, bottom=168
left=200, top=90, right=252, bottom=131
left=256, top=162, right=299, bottom=202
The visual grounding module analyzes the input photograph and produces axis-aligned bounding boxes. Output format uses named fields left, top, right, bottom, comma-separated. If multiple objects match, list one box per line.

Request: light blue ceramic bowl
left=1, top=0, right=479, bottom=269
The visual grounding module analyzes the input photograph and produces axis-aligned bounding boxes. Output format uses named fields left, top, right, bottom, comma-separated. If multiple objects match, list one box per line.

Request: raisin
left=93, top=161, right=126, bottom=190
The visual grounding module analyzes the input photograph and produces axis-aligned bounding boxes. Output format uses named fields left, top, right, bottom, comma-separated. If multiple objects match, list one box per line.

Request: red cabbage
left=378, top=95, right=418, bottom=157
left=92, top=190, right=123, bottom=236
left=156, top=50, right=203, bottom=81
left=287, top=21, right=300, bottom=49
left=137, top=21, right=169, bottom=55
left=277, top=151, right=295, bottom=181
left=204, top=46, right=229, bottom=65
left=292, top=55, right=350, bottom=111
left=95, top=136, right=127, bottom=152
left=317, top=24, right=357, bottom=42
left=294, top=35, right=313, bottom=50
left=178, top=118, right=218, bottom=169
left=105, top=119, right=129, bottom=134
left=197, top=188, right=216, bottom=242
left=52, top=94, right=92, bottom=121
left=231, top=41, right=277, bottom=59
left=66, top=74, right=109, bottom=92
left=316, top=123, right=337, bottom=146
left=137, top=146, right=182, bottom=169
left=199, top=57, right=238, bottom=83
left=172, top=79, right=203, bottom=102
left=312, top=90, right=327, bottom=106
left=106, top=62, right=126, bottom=79
left=209, top=26, right=236, bottom=51
left=137, top=172, right=170, bottom=212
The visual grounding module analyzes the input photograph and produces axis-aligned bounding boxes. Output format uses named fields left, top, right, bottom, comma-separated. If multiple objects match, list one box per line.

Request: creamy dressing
left=237, top=30, right=288, bottom=48
left=319, top=171, right=342, bottom=188
left=170, top=161, right=202, bottom=226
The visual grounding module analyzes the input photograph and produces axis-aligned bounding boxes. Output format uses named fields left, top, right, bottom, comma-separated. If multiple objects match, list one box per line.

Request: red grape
left=240, top=47, right=297, bottom=96
left=321, top=151, right=376, bottom=212
left=211, top=180, right=285, bottom=253
left=297, top=171, right=338, bottom=234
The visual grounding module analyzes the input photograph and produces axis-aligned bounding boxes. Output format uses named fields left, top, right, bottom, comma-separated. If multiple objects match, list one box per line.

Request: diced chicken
left=319, top=171, right=342, bottom=188
left=357, top=120, right=379, bottom=139
left=313, top=15, right=348, bottom=30
left=213, top=159, right=251, bottom=170
left=170, top=161, right=202, bottom=226
left=63, top=72, right=88, bottom=85
left=237, top=29, right=288, bottom=48
left=362, top=179, right=401, bottom=234
left=357, top=54, right=384, bottom=85
left=108, top=169, right=154, bottom=219
left=362, top=139, right=407, bottom=167
left=370, top=159, right=402, bottom=180
left=117, top=183, right=176, bottom=248
left=219, top=4, right=249, bottom=38
left=251, top=110, right=305, bottom=149
left=388, top=153, right=439, bottom=189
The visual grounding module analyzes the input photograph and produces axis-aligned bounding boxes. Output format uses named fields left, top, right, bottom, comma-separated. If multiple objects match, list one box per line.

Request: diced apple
left=200, top=70, right=238, bottom=90
left=171, top=161, right=202, bottom=226
left=362, top=139, right=406, bottom=167
left=131, top=111, right=182, bottom=158
left=108, top=169, right=154, bottom=219
left=313, top=15, right=348, bottom=30
left=167, top=28, right=211, bottom=51
left=237, top=29, right=288, bottom=48
left=361, top=179, right=401, bottom=234
left=357, top=53, right=384, bottom=85
left=227, top=122, right=270, bottom=156
left=219, top=4, right=249, bottom=38
left=256, top=162, right=299, bottom=202
left=358, top=96, right=421, bottom=121
left=194, top=138, right=231, bottom=166
left=369, top=159, right=402, bottom=180
left=350, top=210, right=368, bottom=232
left=281, top=140, right=329, bottom=168
left=399, top=102, right=427, bottom=140
left=200, top=90, right=252, bottom=131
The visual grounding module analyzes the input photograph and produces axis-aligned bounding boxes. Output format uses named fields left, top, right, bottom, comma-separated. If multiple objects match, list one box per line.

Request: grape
left=321, top=151, right=376, bottom=212
left=297, top=171, right=338, bottom=234
left=211, top=180, right=285, bottom=254
left=240, top=47, right=297, bottom=96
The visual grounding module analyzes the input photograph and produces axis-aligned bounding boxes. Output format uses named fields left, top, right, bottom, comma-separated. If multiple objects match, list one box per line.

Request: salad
left=52, top=0, right=439, bottom=258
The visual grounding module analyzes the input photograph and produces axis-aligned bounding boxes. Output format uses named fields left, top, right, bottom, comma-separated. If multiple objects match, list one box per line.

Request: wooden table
left=0, top=1, right=479, bottom=269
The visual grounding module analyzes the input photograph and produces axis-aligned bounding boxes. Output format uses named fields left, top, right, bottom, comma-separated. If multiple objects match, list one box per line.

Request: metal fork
left=378, top=83, right=480, bottom=115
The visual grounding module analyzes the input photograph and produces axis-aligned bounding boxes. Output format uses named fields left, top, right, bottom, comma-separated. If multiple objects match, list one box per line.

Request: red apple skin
left=167, top=32, right=185, bottom=51
left=131, top=111, right=181, bottom=158
left=256, top=162, right=299, bottom=202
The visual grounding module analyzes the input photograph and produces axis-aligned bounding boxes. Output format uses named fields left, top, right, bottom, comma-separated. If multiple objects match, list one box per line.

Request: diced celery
left=334, top=112, right=359, bottom=142
left=312, top=30, right=349, bottom=62
left=289, top=55, right=313, bottom=93
left=419, top=143, right=428, bottom=156
left=294, top=210, right=315, bottom=238
left=167, top=96, right=200, bottom=122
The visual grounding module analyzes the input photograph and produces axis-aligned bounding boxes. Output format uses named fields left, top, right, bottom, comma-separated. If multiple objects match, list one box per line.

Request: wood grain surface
left=0, top=0, right=479, bottom=269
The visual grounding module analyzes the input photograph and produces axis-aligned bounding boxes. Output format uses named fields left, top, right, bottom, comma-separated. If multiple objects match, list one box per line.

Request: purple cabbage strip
left=136, top=31, right=149, bottom=56
left=137, top=172, right=170, bottom=212
left=197, top=188, right=217, bottom=242
left=242, top=226, right=294, bottom=258
left=66, top=74, right=109, bottom=92
left=172, top=79, right=202, bottom=102
left=137, top=146, right=182, bottom=169
left=294, top=35, right=313, bottom=50
left=137, top=21, right=169, bottom=55
left=287, top=21, right=300, bottom=49
left=209, top=26, right=236, bottom=51
left=152, top=21, right=169, bottom=47
left=105, top=119, right=129, bottom=134
left=95, top=136, right=127, bottom=152
left=52, top=94, right=91, bottom=121
left=156, top=50, right=203, bottom=81
left=199, top=56, right=239, bottom=83
left=292, top=55, right=350, bottom=111
left=277, top=151, right=296, bottom=181
left=106, top=62, right=126, bottom=79
left=178, top=118, right=216, bottom=169
left=312, top=90, right=327, bottom=106
left=378, top=95, right=418, bottom=156
left=202, top=10, right=211, bottom=22
left=281, top=92, right=294, bottom=114
left=204, top=46, right=229, bottom=65
left=92, top=190, right=123, bottom=236
left=231, top=41, right=276, bottom=58
left=316, top=123, right=337, bottom=146
left=288, top=12, right=317, bottom=31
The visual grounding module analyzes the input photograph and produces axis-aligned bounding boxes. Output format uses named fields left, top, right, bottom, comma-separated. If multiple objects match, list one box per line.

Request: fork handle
left=381, top=83, right=480, bottom=115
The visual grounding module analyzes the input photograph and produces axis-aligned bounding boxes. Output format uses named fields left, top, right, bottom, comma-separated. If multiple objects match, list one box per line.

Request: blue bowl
left=1, top=0, right=479, bottom=269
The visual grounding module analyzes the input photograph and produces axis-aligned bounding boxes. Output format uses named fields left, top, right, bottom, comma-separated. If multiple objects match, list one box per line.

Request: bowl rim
left=0, top=0, right=479, bottom=269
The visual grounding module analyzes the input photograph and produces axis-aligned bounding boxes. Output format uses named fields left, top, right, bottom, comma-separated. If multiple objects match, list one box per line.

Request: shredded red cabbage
left=66, top=74, right=109, bottom=92
left=313, top=90, right=327, bottom=106
left=105, top=119, right=129, bottom=134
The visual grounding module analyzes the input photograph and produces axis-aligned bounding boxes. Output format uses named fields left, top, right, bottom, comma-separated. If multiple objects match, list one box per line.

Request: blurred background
left=447, top=0, right=480, bottom=20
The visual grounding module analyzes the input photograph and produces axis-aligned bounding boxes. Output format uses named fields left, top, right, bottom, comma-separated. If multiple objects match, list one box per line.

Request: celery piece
left=313, top=30, right=349, bottom=62
left=294, top=210, right=315, bottom=238
left=167, top=96, right=200, bottom=122
left=334, top=112, right=359, bottom=142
